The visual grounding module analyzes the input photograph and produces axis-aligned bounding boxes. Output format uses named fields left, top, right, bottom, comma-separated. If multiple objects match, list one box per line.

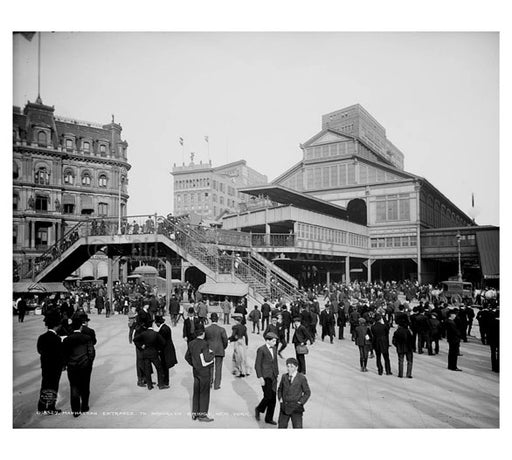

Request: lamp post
left=118, top=173, right=124, bottom=235
left=456, top=232, right=462, bottom=282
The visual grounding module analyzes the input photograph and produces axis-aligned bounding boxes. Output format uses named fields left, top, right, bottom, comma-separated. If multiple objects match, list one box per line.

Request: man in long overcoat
left=155, top=316, right=177, bottom=387
left=371, top=314, right=392, bottom=375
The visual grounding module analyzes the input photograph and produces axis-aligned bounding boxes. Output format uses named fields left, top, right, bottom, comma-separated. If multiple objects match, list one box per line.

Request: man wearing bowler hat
left=185, top=323, right=215, bottom=421
left=254, top=332, right=279, bottom=425
left=205, top=312, right=228, bottom=390
left=277, top=357, right=311, bottom=429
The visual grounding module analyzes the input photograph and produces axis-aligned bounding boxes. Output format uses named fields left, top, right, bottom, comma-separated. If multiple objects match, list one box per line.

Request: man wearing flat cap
left=254, top=332, right=279, bottom=425
left=277, top=357, right=311, bottom=429
left=205, top=312, right=228, bottom=390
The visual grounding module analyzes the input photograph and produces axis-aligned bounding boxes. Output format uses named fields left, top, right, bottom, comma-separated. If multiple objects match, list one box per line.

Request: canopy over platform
left=198, top=282, right=248, bottom=297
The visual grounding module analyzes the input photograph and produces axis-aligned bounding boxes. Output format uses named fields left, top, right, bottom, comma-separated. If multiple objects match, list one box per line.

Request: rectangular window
left=393, top=237, right=401, bottom=247
left=36, top=227, right=48, bottom=246
left=313, top=167, right=321, bottom=189
left=35, top=196, right=48, bottom=211
left=387, top=196, right=398, bottom=220
left=322, top=166, right=330, bottom=188
left=63, top=204, right=75, bottom=214
left=368, top=166, right=376, bottom=184
left=376, top=168, right=385, bottom=182
left=376, top=200, right=386, bottom=222
left=330, top=165, right=338, bottom=187
left=359, top=165, right=367, bottom=184
left=410, top=235, right=417, bottom=247
left=399, top=195, right=410, bottom=220
left=347, top=163, right=356, bottom=184
left=13, top=194, right=18, bottom=211
left=13, top=226, right=18, bottom=245
left=386, top=237, right=393, bottom=247
left=378, top=238, right=385, bottom=248
left=98, top=202, right=108, bottom=216
left=339, top=164, right=347, bottom=186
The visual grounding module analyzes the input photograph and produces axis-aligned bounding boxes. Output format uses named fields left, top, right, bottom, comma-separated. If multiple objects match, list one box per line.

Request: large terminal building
left=218, top=104, right=499, bottom=288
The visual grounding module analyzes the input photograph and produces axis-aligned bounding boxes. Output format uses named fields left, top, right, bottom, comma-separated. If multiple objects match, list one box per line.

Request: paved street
left=13, top=311, right=499, bottom=429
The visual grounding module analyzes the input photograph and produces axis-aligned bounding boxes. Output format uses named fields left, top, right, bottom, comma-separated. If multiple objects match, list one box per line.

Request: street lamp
left=456, top=232, right=462, bottom=282
left=118, top=174, right=124, bottom=235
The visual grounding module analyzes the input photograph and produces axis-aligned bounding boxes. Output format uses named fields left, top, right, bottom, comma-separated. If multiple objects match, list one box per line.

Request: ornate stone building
left=13, top=98, right=131, bottom=280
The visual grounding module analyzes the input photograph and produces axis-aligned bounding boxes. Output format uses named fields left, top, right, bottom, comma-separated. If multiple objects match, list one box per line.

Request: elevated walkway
left=21, top=215, right=302, bottom=304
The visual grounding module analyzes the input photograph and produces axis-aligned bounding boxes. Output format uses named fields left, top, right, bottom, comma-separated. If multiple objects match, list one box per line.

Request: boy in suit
left=254, top=332, right=279, bottom=425
left=277, top=357, right=311, bottom=429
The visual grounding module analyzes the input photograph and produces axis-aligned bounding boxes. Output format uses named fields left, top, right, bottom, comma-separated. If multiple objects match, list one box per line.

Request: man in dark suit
left=292, top=317, right=314, bottom=375
left=320, top=304, right=335, bottom=343
left=63, top=318, right=95, bottom=417
left=133, top=320, right=166, bottom=389
left=185, top=323, right=215, bottom=422
left=183, top=307, right=201, bottom=342
left=261, top=299, right=271, bottom=331
left=371, top=314, right=392, bottom=375
left=37, top=311, right=64, bottom=414
left=205, top=312, right=228, bottom=390
left=280, top=305, right=292, bottom=343
left=392, top=320, right=414, bottom=378
left=446, top=308, right=462, bottom=371
left=277, top=357, right=311, bottom=429
left=155, top=316, right=177, bottom=388
left=254, top=332, right=279, bottom=425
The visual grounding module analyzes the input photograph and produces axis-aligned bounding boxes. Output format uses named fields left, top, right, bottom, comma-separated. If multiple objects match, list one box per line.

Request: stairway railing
left=22, top=214, right=303, bottom=302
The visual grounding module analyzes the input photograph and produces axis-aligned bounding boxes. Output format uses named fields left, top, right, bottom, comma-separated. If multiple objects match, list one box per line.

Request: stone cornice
left=13, top=144, right=131, bottom=170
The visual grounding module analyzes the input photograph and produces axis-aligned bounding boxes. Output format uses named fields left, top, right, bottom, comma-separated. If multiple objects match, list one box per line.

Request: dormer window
left=82, top=173, right=92, bottom=186
left=83, top=141, right=90, bottom=153
left=37, top=131, right=47, bottom=146
left=65, top=139, right=74, bottom=151
left=100, top=144, right=107, bottom=156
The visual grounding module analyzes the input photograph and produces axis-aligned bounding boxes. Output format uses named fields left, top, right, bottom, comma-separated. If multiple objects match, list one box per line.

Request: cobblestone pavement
left=13, top=311, right=499, bottom=429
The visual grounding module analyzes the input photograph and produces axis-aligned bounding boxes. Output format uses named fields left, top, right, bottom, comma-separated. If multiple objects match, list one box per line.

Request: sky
left=13, top=32, right=499, bottom=225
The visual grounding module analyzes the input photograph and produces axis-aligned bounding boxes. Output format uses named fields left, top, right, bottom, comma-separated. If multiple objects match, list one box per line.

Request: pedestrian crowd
left=33, top=279, right=499, bottom=428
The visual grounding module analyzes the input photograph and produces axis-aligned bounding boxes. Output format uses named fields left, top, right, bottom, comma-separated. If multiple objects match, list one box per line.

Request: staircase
left=21, top=215, right=303, bottom=303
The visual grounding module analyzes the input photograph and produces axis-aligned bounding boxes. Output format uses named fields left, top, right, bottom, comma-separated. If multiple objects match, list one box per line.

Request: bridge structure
left=20, top=214, right=302, bottom=308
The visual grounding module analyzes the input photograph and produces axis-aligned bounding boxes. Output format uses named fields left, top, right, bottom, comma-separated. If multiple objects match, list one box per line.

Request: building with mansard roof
left=13, top=99, right=131, bottom=281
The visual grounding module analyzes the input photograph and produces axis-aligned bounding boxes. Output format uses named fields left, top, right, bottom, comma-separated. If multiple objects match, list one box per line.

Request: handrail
left=250, top=250, right=298, bottom=288
left=23, top=213, right=302, bottom=302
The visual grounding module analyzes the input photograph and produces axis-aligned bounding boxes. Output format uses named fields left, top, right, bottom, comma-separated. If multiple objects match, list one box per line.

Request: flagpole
left=37, top=32, right=41, bottom=103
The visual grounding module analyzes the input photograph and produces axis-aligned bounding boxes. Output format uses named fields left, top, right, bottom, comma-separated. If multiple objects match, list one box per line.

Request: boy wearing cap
left=254, top=332, right=279, bottom=425
left=277, top=358, right=311, bottom=429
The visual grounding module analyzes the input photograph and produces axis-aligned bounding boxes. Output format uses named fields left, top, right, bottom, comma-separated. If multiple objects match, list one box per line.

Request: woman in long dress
left=229, top=315, right=250, bottom=377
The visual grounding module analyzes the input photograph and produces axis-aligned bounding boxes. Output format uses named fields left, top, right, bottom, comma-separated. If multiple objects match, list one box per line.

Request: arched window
left=64, top=169, right=75, bottom=185
left=98, top=174, right=108, bottom=187
left=37, top=131, right=47, bottom=145
left=35, top=167, right=50, bottom=185
left=82, top=172, right=92, bottom=186
left=99, top=144, right=107, bottom=156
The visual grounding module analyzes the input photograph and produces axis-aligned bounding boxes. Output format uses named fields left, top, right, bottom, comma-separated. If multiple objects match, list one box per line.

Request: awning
left=13, top=282, right=69, bottom=293
left=198, top=282, right=248, bottom=297
left=476, top=228, right=500, bottom=279
left=81, top=195, right=94, bottom=210
left=62, top=194, right=75, bottom=205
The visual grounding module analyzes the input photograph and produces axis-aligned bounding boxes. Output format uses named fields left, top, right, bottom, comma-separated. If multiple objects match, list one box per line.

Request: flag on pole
left=204, top=136, right=209, bottom=143
left=179, top=137, right=184, bottom=146
left=472, top=193, right=474, bottom=207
